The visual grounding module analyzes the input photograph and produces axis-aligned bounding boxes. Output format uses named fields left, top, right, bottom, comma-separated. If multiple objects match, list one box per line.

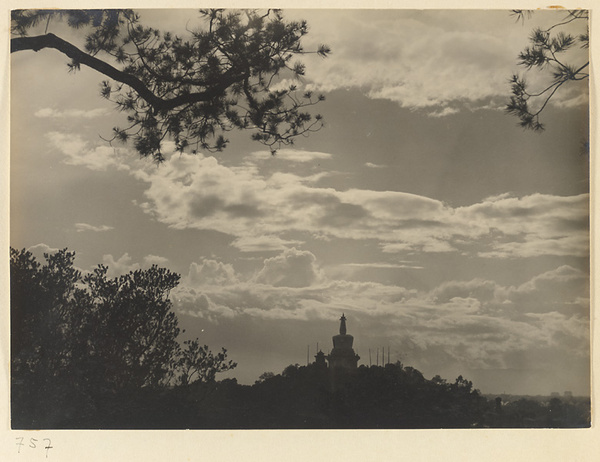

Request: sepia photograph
left=8, top=5, right=591, bottom=437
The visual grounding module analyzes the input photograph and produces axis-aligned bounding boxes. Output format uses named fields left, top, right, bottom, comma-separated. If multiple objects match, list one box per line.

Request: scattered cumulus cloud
left=254, top=248, right=324, bottom=288
left=186, top=259, right=238, bottom=286
left=101, top=253, right=172, bottom=276
left=498, top=265, right=590, bottom=313
left=26, top=243, right=60, bottom=262
left=431, top=278, right=499, bottom=304
left=461, top=193, right=590, bottom=258
left=102, top=253, right=140, bottom=278
left=23, top=243, right=88, bottom=279
left=231, top=235, right=304, bottom=252
left=75, top=223, right=114, bottom=233
left=46, top=132, right=132, bottom=172
left=35, top=107, right=110, bottom=119
left=144, top=254, right=170, bottom=266
left=428, top=107, right=460, bottom=118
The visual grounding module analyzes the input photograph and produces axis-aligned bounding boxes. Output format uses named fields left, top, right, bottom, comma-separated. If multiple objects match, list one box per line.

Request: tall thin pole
left=307, top=345, right=309, bottom=366
left=376, top=348, right=379, bottom=366
left=388, top=346, right=390, bottom=365
left=382, top=346, right=385, bottom=366
left=369, top=348, right=372, bottom=366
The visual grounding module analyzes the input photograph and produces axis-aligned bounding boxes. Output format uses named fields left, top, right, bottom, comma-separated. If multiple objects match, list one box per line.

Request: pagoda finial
left=339, top=313, right=347, bottom=335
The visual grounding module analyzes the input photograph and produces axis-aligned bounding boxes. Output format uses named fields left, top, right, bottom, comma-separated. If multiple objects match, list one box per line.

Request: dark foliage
left=234, top=363, right=488, bottom=429
left=10, top=248, right=235, bottom=428
left=163, top=364, right=590, bottom=429
left=506, top=10, right=588, bottom=131
left=482, top=395, right=590, bottom=428
left=11, top=9, right=330, bottom=160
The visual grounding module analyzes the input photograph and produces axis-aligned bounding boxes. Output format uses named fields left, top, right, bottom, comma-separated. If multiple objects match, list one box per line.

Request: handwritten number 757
left=16, top=437, right=53, bottom=457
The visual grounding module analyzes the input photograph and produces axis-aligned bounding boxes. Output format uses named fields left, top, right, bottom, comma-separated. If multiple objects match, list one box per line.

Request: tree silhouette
left=10, top=247, right=236, bottom=427
left=506, top=10, right=588, bottom=131
left=176, top=339, right=236, bottom=386
left=11, top=9, right=330, bottom=161
left=81, top=262, right=182, bottom=390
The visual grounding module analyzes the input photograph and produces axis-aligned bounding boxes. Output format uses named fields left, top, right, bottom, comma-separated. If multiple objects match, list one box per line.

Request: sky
left=10, top=9, right=590, bottom=396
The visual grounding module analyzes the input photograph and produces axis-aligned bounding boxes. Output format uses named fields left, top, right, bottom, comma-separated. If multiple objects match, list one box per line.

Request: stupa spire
left=327, top=313, right=360, bottom=391
left=339, top=313, right=347, bottom=335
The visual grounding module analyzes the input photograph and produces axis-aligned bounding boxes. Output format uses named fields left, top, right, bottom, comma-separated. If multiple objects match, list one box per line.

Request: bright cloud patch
left=144, top=254, right=170, bottom=266
left=35, top=107, right=110, bottom=119
left=343, top=262, right=424, bottom=270
left=46, top=132, right=132, bottom=172
left=498, top=265, right=590, bottom=314
left=26, top=243, right=60, bottom=262
left=75, top=223, right=114, bottom=233
left=102, top=253, right=140, bottom=278
left=186, top=259, right=238, bottom=286
left=428, top=106, right=460, bottom=118
left=249, top=148, right=333, bottom=163
left=254, top=248, right=324, bottom=288
left=231, top=235, right=304, bottom=252
left=462, top=193, right=590, bottom=258
left=101, top=253, right=171, bottom=276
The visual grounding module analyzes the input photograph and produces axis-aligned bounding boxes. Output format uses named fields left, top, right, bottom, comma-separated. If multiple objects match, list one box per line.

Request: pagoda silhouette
left=317, top=314, right=360, bottom=390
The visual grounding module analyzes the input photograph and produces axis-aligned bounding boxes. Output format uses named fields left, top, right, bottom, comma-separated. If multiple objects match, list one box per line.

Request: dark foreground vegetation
left=11, top=248, right=590, bottom=429
left=12, top=361, right=591, bottom=429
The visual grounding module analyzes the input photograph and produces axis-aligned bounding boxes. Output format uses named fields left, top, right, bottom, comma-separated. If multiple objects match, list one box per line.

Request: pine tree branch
left=11, top=33, right=247, bottom=113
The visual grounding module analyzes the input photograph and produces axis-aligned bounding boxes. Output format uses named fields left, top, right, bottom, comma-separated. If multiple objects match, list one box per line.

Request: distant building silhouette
left=326, top=314, right=360, bottom=390
left=314, top=350, right=327, bottom=369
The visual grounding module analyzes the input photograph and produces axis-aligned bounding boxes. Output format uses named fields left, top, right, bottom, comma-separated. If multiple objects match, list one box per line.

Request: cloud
left=343, top=262, right=424, bottom=270
left=100, top=253, right=171, bottom=276
left=186, top=259, right=238, bottom=286
left=230, top=235, right=304, bottom=252
left=381, top=240, right=456, bottom=254
left=428, top=107, right=460, bottom=118
left=102, top=253, right=140, bottom=278
left=132, top=154, right=588, bottom=260
left=298, top=11, right=510, bottom=109
left=26, top=243, right=60, bottom=262
left=144, top=254, right=170, bottom=266
left=461, top=193, right=590, bottom=258
left=365, top=162, right=385, bottom=169
left=35, top=107, right=110, bottom=119
left=75, top=223, right=114, bottom=233
left=248, top=149, right=333, bottom=163
left=296, top=10, right=587, bottom=112
left=254, top=248, right=324, bottom=288
left=430, top=278, right=498, bottom=304
left=496, top=265, right=590, bottom=315
left=46, top=132, right=132, bottom=172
